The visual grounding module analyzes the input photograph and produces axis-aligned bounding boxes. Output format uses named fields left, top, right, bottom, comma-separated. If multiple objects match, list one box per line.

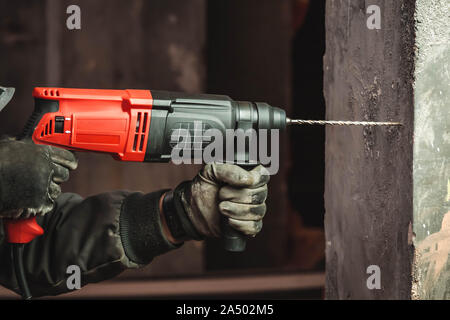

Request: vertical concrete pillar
left=324, top=0, right=415, bottom=299
left=325, top=0, right=450, bottom=299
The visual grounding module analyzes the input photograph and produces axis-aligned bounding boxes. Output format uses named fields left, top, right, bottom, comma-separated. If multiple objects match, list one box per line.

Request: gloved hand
left=170, top=163, right=270, bottom=240
left=0, top=137, right=78, bottom=219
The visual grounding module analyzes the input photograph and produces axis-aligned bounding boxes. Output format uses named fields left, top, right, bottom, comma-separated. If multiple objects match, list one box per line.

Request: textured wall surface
left=324, top=0, right=415, bottom=299
left=412, top=0, right=450, bottom=300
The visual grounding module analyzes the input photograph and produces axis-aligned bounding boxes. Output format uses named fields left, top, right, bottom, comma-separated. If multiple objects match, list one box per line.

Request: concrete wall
left=324, top=0, right=415, bottom=299
left=412, top=0, right=450, bottom=300
left=324, top=0, right=450, bottom=300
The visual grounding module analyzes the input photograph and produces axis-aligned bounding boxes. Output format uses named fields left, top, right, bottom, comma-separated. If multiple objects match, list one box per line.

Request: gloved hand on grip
left=167, top=163, right=270, bottom=241
left=0, top=137, right=78, bottom=219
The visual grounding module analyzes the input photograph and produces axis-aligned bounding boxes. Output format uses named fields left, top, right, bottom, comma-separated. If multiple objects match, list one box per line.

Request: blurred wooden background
left=0, top=0, right=295, bottom=278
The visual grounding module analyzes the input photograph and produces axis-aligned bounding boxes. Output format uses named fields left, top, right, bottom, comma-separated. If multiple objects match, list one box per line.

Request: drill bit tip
left=286, top=118, right=402, bottom=126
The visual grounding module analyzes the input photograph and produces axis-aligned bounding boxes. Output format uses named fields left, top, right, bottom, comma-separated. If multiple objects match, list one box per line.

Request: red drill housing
left=31, top=87, right=153, bottom=162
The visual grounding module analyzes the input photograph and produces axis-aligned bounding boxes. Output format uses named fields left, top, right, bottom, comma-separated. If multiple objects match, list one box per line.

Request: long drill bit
left=286, top=118, right=402, bottom=126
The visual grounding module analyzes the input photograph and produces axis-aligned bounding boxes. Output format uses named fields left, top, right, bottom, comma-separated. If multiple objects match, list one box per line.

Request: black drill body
left=144, top=91, right=286, bottom=165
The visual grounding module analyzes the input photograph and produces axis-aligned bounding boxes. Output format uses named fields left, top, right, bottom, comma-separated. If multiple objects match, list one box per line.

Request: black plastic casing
left=145, top=90, right=286, bottom=165
left=20, top=98, right=60, bottom=139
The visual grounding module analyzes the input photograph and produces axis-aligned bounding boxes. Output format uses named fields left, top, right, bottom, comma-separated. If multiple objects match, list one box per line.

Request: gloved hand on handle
left=0, top=138, right=78, bottom=219
left=163, top=163, right=270, bottom=242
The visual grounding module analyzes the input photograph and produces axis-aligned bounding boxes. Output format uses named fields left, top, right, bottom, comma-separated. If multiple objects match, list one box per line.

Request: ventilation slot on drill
left=133, top=112, right=148, bottom=152
left=42, top=89, right=60, bottom=97
left=41, top=120, right=53, bottom=137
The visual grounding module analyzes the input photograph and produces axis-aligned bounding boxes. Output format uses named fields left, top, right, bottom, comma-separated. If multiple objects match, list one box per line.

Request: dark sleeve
left=0, top=190, right=181, bottom=297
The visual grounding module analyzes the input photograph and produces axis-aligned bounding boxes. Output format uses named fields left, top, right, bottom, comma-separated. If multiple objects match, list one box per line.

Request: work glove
left=168, top=163, right=270, bottom=240
left=0, top=137, right=78, bottom=219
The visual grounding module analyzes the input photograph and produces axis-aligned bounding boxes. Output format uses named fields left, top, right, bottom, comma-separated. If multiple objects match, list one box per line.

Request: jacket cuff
left=119, top=190, right=182, bottom=265
left=171, top=181, right=204, bottom=241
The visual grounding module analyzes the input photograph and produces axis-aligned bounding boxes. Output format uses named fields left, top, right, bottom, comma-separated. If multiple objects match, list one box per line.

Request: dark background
left=0, top=0, right=326, bottom=298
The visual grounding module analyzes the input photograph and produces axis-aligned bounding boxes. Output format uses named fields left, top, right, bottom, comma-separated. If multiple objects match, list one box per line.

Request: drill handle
left=20, top=96, right=59, bottom=140
left=3, top=217, right=42, bottom=300
left=222, top=220, right=247, bottom=252
left=221, top=163, right=258, bottom=252
left=4, top=216, right=44, bottom=244
left=7, top=97, right=52, bottom=243
left=12, top=97, right=58, bottom=240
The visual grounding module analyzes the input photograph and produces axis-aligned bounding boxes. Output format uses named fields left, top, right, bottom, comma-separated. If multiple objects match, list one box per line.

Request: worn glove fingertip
left=228, top=218, right=263, bottom=236
left=250, top=165, right=270, bottom=186
left=49, top=147, right=78, bottom=170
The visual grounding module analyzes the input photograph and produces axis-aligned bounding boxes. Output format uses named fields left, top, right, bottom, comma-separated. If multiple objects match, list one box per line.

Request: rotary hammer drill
left=3, top=87, right=287, bottom=298
left=9, top=87, right=286, bottom=247
left=1, top=86, right=401, bottom=299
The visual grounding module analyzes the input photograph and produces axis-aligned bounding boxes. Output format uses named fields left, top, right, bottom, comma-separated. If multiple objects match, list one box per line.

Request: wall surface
left=324, top=0, right=415, bottom=299
left=412, top=0, right=450, bottom=300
